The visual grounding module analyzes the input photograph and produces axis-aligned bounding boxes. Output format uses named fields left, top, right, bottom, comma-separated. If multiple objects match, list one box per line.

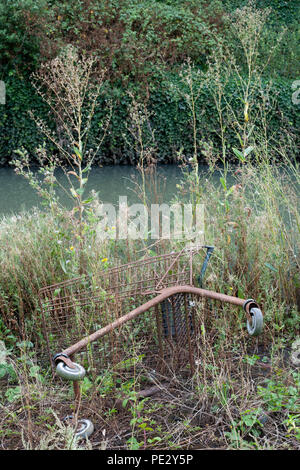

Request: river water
left=0, top=164, right=204, bottom=215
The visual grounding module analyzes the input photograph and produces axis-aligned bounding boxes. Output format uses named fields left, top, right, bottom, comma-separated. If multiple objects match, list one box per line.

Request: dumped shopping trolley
left=39, top=245, right=263, bottom=439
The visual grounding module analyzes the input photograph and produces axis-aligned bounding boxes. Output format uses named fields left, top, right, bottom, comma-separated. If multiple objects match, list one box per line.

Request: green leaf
left=60, top=259, right=67, bottom=274
left=226, top=185, right=235, bottom=197
left=264, top=262, right=278, bottom=272
left=127, top=437, right=141, bottom=450
left=5, top=386, right=21, bottom=403
left=244, top=146, right=254, bottom=157
left=73, top=147, right=82, bottom=160
left=54, top=288, right=61, bottom=297
left=220, top=177, right=227, bottom=191
left=82, top=165, right=91, bottom=174
left=232, top=148, right=245, bottom=162
left=76, top=187, right=85, bottom=196
left=29, top=365, right=41, bottom=378
left=236, top=132, right=244, bottom=148
left=82, top=197, right=94, bottom=204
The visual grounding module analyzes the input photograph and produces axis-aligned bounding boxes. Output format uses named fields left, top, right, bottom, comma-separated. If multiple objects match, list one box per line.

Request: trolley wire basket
left=38, top=245, right=264, bottom=439
left=39, top=246, right=214, bottom=372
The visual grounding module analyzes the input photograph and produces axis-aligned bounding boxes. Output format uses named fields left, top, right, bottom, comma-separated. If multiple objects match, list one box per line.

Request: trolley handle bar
left=58, top=285, right=260, bottom=358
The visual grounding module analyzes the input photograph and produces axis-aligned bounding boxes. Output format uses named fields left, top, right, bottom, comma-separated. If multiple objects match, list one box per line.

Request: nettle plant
left=13, top=45, right=112, bottom=273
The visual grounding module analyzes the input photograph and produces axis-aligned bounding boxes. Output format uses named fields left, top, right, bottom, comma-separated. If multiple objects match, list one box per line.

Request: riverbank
left=0, top=0, right=299, bottom=451
left=0, top=159, right=299, bottom=449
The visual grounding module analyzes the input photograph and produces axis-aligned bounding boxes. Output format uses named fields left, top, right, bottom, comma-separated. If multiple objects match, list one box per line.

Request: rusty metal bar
left=60, top=285, right=257, bottom=358
left=155, top=248, right=185, bottom=290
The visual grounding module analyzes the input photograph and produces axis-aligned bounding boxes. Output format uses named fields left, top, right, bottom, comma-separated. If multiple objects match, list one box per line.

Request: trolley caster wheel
left=62, top=416, right=94, bottom=439
left=75, top=419, right=94, bottom=439
left=56, top=361, right=86, bottom=381
left=291, top=339, right=300, bottom=366
left=247, top=308, right=263, bottom=336
left=291, top=350, right=300, bottom=366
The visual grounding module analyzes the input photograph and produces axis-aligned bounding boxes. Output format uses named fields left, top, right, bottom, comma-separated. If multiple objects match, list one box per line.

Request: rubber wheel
left=56, top=361, right=86, bottom=381
left=291, top=350, right=300, bottom=366
left=75, top=419, right=94, bottom=439
left=247, top=307, right=263, bottom=336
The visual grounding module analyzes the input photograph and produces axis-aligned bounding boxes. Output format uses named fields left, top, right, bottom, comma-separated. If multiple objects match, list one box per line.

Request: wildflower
left=101, top=258, right=108, bottom=262
left=70, top=246, right=74, bottom=251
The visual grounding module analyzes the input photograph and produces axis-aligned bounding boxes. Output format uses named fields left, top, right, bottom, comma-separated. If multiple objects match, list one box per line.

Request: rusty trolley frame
left=39, top=245, right=264, bottom=439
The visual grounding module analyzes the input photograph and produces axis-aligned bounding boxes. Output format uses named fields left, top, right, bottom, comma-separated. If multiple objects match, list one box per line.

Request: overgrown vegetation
left=0, top=0, right=299, bottom=164
left=0, top=0, right=299, bottom=451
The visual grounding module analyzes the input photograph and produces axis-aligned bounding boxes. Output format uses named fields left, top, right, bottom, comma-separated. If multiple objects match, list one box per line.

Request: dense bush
left=0, top=0, right=225, bottom=76
left=0, top=70, right=298, bottom=166
left=39, top=0, right=225, bottom=74
left=1, top=0, right=298, bottom=78
left=0, top=0, right=50, bottom=74
left=0, top=0, right=299, bottom=165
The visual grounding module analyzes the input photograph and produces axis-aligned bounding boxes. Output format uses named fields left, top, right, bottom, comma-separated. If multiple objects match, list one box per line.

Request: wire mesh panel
left=39, top=248, right=208, bottom=373
left=90, top=248, right=197, bottom=296
left=36, top=243, right=267, bottom=450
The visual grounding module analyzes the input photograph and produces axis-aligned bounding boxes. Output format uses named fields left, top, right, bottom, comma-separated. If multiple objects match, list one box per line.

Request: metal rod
left=62, top=285, right=251, bottom=357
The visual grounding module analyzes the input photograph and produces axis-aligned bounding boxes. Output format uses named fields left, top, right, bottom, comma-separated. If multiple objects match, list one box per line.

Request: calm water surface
left=0, top=164, right=215, bottom=215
